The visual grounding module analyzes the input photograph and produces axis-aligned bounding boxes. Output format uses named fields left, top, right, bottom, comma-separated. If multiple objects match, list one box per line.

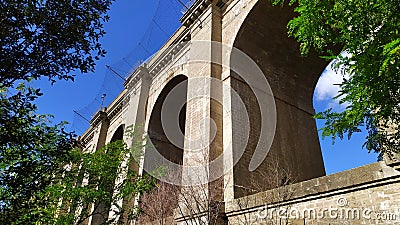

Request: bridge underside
left=78, top=0, right=349, bottom=224
left=229, top=0, right=327, bottom=198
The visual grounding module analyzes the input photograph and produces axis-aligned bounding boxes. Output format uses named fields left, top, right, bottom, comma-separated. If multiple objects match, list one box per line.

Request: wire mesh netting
left=71, top=0, right=196, bottom=135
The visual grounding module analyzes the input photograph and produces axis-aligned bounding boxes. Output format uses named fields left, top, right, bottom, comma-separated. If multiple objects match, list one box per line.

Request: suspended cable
left=167, top=0, right=183, bottom=16
left=175, top=0, right=203, bottom=27
left=138, top=42, right=151, bottom=56
left=106, top=65, right=126, bottom=82
left=72, top=1, right=191, bottom=135
left=73, top=110, right=91, bottom=124
left=176, top=0, right=189, bottom=10
left=152, top=18, right=169, bottom=37
left=123, top=58, right=132, bottom=68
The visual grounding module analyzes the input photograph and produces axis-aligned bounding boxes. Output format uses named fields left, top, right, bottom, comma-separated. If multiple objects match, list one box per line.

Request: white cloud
left=315, top=60, right=350, bottom=109
left=315, top=66, right=342, bottom=101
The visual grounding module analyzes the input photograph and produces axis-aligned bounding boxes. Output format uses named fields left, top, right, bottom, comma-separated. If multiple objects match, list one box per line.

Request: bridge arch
left=144, top=74, right=188, bottom=172
left=110, top=124, right=124, bottom=143
left=227, top=0, right=328, bottom=198
left=138, top=75, right=189, bottom=220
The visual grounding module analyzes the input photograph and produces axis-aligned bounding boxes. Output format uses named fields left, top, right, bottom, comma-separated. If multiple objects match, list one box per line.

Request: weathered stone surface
left=78, top=0, right=400, bottom=224
left=226, top=162, right=400, bottom=225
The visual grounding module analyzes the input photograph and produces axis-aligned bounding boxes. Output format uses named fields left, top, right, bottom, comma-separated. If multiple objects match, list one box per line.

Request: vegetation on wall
left=1, top=135, right=155, bottom=224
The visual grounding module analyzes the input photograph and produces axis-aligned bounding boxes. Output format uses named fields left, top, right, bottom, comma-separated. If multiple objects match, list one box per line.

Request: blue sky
left=34, top=0, right=377, bottom=175
left=34, top=0, right=159, bottom=121
left=314, top=65, right=378, bottom=174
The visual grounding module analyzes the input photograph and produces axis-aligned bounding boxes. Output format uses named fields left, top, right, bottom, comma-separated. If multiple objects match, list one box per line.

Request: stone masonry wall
left=78, top=1, right=400, bottom=224
left=226, top=162, right=400, bottom=225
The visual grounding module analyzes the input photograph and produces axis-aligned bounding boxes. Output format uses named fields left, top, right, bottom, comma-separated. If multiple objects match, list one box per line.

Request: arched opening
left=230, top=1, right=328, bottom=198
left=139, top=75, right=188, bottom=223
left=110, top=124, right=124, bottom=143
left=146, top=75, right=188, bottom=167
left=313, top=62, right=379, bottom=175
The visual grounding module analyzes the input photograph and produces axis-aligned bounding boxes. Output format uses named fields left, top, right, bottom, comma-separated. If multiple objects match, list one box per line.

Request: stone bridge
left=79, top=0, right=400, bottom=224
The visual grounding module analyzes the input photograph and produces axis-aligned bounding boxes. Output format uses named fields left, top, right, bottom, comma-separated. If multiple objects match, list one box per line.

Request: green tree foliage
left=274, top=0, right=400, bottom=156
left=1, top=98, right=156, bottom=224
left=0, top=84, right=74, bottom=222
left=30, top=140, right=155, bottom=225
left=0, top=0, right=113, bottom=87
left=0, top=1, right=157, bottom=223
